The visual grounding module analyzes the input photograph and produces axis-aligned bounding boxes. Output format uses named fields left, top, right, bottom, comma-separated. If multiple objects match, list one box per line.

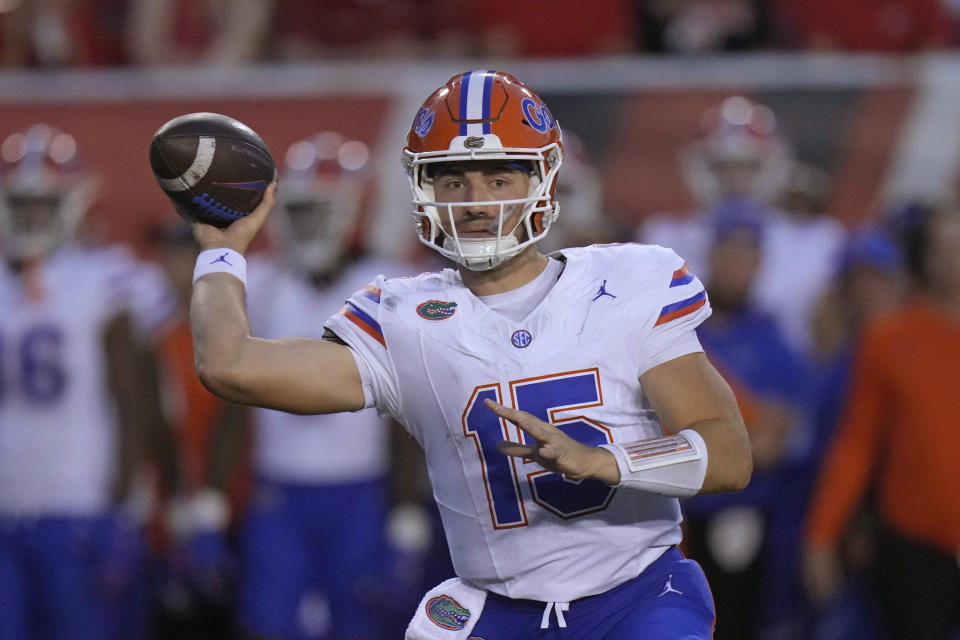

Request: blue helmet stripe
left=481, top=70, right=494, bottom=134
left=459, top=70, right=472, bottom=136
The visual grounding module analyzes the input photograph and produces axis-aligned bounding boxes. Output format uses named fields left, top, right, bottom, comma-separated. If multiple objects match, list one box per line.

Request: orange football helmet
left=403, top=70, right=563, bottom=270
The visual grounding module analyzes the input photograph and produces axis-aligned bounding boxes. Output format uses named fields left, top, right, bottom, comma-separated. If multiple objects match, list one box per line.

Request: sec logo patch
left=511, top=329, right=532, bottom=348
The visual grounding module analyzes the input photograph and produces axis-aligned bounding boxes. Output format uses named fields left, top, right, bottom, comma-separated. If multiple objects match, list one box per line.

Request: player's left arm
left=492, top=351, right=752, bottom=495
left=637, top=351, right=752, bottom=494
left=103, top=311, right=178, bottom=503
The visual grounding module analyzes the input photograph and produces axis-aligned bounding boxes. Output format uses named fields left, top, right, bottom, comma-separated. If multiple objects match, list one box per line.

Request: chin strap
left=442, top=235, right=520, bottom=271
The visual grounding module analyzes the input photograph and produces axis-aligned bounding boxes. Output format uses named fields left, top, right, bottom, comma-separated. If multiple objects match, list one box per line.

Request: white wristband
left=600, top=429, right=708, bottom=498
left=193, top=248, right=247, bottom=287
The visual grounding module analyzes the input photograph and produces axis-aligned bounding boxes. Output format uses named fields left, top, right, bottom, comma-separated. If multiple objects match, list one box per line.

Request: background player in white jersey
left=0, top=124, right=174, bottom=640
left=188, top=71, right=752, bottom=639
left=238, top=131, right=423, bottom=640
left=639, top=96, right=846, bottom=357
left=537, top=129, right=620, bottom=253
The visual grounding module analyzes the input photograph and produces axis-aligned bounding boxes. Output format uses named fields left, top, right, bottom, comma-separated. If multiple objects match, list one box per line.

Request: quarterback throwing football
left=190, top=71, right=752, bottom=639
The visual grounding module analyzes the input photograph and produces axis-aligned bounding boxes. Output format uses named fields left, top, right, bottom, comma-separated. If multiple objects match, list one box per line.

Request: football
left=149, top=112, right=276, bottom=228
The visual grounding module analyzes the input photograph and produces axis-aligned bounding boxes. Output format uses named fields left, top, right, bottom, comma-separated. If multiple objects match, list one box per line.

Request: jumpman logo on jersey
left=210, top=252, right=233, bottom=266
left=592, top=280, right=617, bottom=301
left=657, top=574, right=683, bottom=597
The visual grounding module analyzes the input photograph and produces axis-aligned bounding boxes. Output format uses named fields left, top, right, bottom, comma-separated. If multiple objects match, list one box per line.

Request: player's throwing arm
left=188, top=182, right=367, bottom=415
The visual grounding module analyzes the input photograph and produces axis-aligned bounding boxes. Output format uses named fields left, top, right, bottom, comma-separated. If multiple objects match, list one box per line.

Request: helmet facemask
left=272, top=177, right=361, bottom=276
left=681, top=96, right=791, bottom=208
left=403, top=70, right=564, bottom=271
left=405, top=144, right=562, bottom=271
left=272, top=132, right=369, bottom=277
left=0, top=188, right=88, bottom=260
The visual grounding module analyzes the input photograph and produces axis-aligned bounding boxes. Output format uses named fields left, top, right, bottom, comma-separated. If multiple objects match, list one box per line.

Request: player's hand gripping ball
left=149, top=112, right=276, bottom=228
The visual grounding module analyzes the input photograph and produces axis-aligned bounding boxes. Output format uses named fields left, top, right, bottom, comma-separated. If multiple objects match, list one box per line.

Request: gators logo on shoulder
left=426, top=595, right=470, bottom=630
left=417, top=300, right=457, bottom=321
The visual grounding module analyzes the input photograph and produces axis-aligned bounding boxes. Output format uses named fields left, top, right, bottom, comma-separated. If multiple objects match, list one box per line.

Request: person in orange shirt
left=803, top=199, right=960, bottom=639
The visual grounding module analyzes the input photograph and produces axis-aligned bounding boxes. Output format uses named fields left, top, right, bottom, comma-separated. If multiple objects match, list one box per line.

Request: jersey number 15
left=463, top=368, right=616, bottom=529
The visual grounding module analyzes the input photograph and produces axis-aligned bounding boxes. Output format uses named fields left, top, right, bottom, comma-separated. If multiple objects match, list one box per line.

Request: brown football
left=149, top=112, right=276, bottom=228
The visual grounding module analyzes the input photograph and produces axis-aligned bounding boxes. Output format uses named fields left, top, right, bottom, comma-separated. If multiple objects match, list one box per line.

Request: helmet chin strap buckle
left=442, top=235, right=520, bottom=271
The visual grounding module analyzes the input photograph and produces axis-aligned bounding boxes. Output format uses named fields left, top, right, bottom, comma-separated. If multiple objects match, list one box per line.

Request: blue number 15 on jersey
left=462, top=368, right=616, bottom=529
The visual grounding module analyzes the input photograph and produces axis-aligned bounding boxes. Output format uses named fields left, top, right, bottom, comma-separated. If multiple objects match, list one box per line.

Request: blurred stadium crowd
left=2, top=0, right=960, bottom=68
left=1, top=2, right=959, bottom=640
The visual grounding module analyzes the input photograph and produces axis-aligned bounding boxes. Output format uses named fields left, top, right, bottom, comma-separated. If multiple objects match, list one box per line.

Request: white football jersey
left=247, top=255, right=406, bottom=484
left=325, top=244, right=711, bottom=602
left=752, top=213, right=846, bottom=355
left=640, top=212, right=713, bottom=279
left=0, top=245, right=173, bottom=516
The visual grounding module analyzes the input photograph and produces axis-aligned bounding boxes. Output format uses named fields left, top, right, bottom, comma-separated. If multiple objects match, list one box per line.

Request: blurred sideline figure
left=639, top=95, right=846, bottom=357
left=682, top=208, right=812, bottom=640
left=125, top=0, right=274, bottom=67
left=801, top=225, right=905, bottom=640
left=803, top=198, right=960, bottom=640
left=0, top=124, right=175, bottom=640
left=537, top=130, right=621, bottom=253
left=271, top=0, right=470, bottom=60
left=149, top=223, right=252, bottom=639
left=0, top=0, right=129, bottom=68
left=238, top=132, right=426, bottom=640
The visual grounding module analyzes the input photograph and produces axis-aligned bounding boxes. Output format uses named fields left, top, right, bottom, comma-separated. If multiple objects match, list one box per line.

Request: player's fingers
left=209, top=181, right=276, bottom=253
left=537, top=445, right=561, bottom=462
left=496, top=440, right=537, bottom=458
left=483, top=398, right=522, bottom=422
left=484, top=399, right=551, bottom=440
left=513, top=413, right=557, bottom=443
left=241, top=181, right=277, bottom=226
left=257, top=181, right=277, bottom=213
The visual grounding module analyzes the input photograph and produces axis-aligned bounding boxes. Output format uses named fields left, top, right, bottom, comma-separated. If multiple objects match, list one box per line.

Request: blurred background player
left=537, top=130, right=622, bottom=252
left=639, top=95, right=847, bottom=357
left=682, top=207, right=813, bottom=640
left=798, top=225, right=905, bottom=640
left=803, top=198, right=960, bottom=640
left=125, top=0, right=274, bottom=67
left=238, top=131, right=426, bottom=640
left=639, top=95, right=793, bottom=275
left=148, top=221, right=252, bottom=640
left=0, top=123, right=175, bottom=640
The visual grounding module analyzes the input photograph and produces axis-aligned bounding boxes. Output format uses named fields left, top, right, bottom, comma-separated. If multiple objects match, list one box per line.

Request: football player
left=237, top=131, right=423, bottom=640
left=149, top=222, right=250, bottom=638
left=0, top=124, right=174, bottom=640
left=189, top=71, right=752, bottom=639
left=638, top=96, right=845, bottom=357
